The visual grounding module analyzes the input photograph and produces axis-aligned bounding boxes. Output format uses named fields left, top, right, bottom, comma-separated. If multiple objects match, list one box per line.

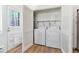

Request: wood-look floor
left=25, top=44, right=61, bottom=53
left=7, top=44, right=22, bottom=53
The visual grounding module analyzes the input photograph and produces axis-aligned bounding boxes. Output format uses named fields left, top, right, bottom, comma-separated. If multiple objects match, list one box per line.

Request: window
left=9, top=9, right=20, bottom=26
left=0, top=6, right=2, bottom=32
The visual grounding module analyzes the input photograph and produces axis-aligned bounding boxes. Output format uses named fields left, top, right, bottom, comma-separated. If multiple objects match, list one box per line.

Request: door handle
left=59, top=26, right=61, bottom=30
left=8, top=29, right=10, bottom=32
left=8, top=28, right=10, bottom=32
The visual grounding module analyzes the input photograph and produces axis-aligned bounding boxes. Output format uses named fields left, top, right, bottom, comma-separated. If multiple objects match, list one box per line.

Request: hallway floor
left=73, top=48, right=79, bottom=53
left=25, top=44, right=61, bottom=53
left=7, top=44, right=22, bottom=53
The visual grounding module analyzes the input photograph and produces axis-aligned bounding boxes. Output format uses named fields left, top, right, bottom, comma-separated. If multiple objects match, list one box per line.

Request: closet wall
left=61, top=6, right=73, bottom=53
left=22, top=6, right=33, bottom=52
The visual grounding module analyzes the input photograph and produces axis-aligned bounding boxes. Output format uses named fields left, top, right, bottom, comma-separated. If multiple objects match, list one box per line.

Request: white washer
left=34, top=29, right=45, bottom=45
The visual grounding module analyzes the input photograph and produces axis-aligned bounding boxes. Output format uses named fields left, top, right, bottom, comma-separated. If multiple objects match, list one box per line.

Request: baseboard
left=22, top=43, right=33, bottom=53
left=7, top=43, right=22, bottom=52
left=61, top=48, right=66, bottom=53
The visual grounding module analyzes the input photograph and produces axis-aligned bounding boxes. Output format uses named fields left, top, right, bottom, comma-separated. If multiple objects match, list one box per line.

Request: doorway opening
left=73, top=9, right=79, bottom=53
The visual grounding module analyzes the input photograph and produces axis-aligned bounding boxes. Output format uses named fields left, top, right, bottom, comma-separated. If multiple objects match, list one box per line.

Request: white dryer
left=46, top=26, right=60, bottom=48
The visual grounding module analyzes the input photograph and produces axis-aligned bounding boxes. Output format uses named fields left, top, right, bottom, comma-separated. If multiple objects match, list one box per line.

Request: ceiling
left=27, top=5, right=61, bottom=10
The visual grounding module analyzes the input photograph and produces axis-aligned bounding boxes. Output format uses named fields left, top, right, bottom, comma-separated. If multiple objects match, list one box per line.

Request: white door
left=46, top=27, right=60, bottom=48
left=34, top=29, right=45, bottom=45
left=7, top=8, right=21, bottom=50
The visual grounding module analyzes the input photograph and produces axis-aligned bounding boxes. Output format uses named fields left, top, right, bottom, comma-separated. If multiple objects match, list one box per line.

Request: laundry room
left=33, top=7, right=61, bottom=49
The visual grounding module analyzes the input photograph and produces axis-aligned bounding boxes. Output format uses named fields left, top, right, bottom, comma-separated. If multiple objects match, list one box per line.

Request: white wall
left=0, top=6, right=2, bottom=32
left=35, top=7, right=61, bottom=21
left=0, top=34, right=3, bottom=48
left=61, top=6, right=73, bottom=53
left=0, top=6, right=2, bottom=48
left=27, top=5, right=61, bottom=10
left=22, top=6, right=33, bottom=52
left=0, top=6, right=8, bottom=52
